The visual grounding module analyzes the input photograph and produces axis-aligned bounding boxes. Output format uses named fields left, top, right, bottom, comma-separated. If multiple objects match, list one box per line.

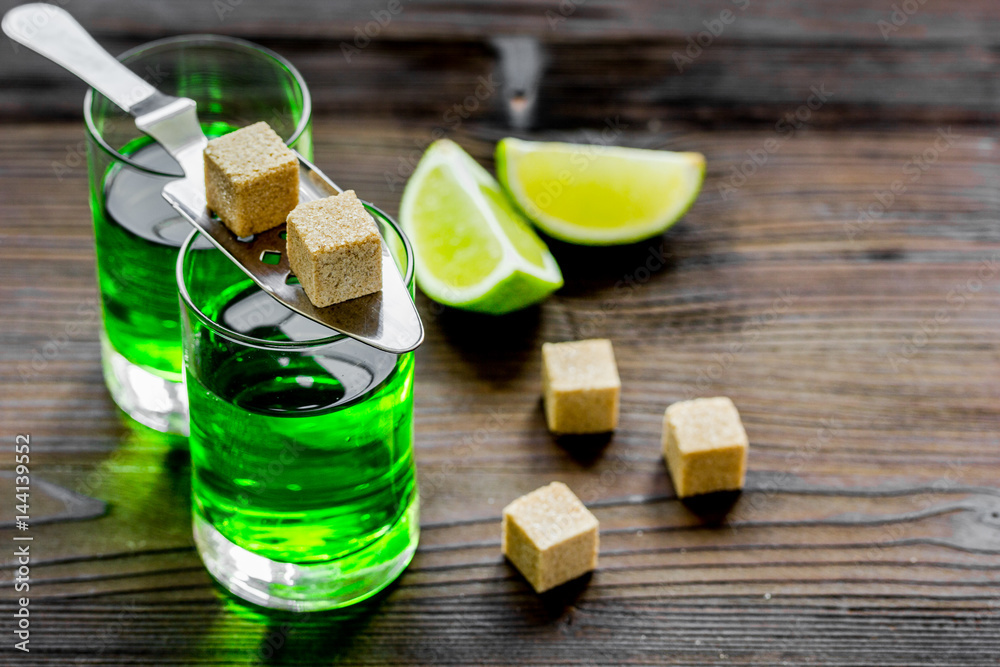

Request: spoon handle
left=2, top=3, right=156, bottom=113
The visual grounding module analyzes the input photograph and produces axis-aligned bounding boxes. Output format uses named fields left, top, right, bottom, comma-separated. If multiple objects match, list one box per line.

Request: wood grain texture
left=2, top=0, right=1000, bottom=123
left=1, top=115, right=997, bottom=665
left=1, top=0, right=1000, bottom=664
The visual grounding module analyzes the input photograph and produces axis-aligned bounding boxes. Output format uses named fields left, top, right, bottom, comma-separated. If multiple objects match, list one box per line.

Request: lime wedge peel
left=400, top=139, right=563, bottom=315
left=496, top=138, right=706, bottom=246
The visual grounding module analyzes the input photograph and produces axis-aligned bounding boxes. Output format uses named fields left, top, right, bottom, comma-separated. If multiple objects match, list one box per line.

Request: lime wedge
left=400, top=139, right=563, bottom=314
left=496, top=138, right=705, bottom=245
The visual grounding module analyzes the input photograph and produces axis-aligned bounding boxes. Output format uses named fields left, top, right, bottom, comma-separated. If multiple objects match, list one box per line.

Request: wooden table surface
left=2, top=1, right=999, bottom=665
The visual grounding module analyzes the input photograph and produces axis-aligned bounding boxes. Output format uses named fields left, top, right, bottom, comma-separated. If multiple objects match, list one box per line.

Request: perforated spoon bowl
left=2, top=3, right=424, bottom=354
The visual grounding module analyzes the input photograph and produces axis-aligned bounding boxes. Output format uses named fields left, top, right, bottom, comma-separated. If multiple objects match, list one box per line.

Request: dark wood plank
left=2, top=0, right=1000, bottom=123
left=3, top=0, right=999, bottom=41
left=1, top=114, right=998, bottom=665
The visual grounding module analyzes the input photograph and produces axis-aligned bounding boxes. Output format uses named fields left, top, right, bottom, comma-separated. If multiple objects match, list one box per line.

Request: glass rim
left=176, top=203, right=415, bottom=351
left=83, top=34, right=312, bottom=177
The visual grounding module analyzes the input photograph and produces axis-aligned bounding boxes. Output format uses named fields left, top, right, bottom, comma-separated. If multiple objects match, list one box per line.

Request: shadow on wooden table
left=420, top=230, right=680, bottom=385
left=431, top=301, right=543, bottom=382
left=552, top=428, right=615, bottom=467
left=492, top=564, right=594, bottom=633
left=534, top=571, right=593, bottom=617
left=219, top=577, right=402, bottom=665
left=679, top=489, right=743, bottom=525
left=542, top=229, right=680, bottom=298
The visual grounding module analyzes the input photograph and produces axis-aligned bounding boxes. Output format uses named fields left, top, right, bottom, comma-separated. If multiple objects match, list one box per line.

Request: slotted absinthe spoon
left=2, top=3, right=424, bottom=354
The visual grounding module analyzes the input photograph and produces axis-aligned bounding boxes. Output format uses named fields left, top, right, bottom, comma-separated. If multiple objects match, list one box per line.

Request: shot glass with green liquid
left=85, top=35, right=312, bottom=434
left=177, top=209, right=419, bottom=611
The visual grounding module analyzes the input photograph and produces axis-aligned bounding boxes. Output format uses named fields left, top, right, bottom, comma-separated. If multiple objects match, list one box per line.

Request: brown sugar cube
left=502, top=482, right=599, bottom=593
left=286, top=190, right=383, bottom=307
left=204, top=121, right=299, bottom=237
left=662, top=396, right=749, bottom=498
left=541, top=339, right=621, bottom=434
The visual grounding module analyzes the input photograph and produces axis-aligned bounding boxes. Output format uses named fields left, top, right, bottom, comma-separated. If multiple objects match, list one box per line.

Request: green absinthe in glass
left=180, top=218, right=418, bottom=608
left=189, top=300, right=416, bottom=563
left=91, top=130, right=230, bottom=380
left=84, top=35, right=313, bottom=434
left=92, top=121, right=307, bottom=380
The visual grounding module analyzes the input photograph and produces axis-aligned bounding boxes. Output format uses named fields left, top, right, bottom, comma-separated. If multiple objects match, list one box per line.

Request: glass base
left=100, top=333, right=189, bottom=435
left=193, top=496, right=419, bottom=611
